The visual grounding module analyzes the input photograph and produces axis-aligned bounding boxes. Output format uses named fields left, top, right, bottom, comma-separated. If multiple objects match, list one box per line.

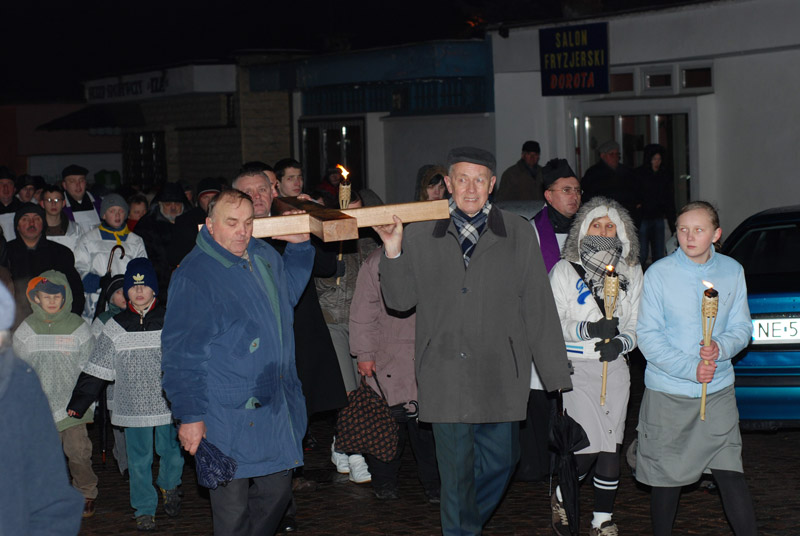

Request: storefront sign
left=85, top=65, right=236, bottom=103
left=539, top=22, right=608, bottom=96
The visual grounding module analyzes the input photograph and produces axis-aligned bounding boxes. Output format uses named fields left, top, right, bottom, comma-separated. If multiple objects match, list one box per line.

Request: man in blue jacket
left=162, top=188, right=314, bottom=536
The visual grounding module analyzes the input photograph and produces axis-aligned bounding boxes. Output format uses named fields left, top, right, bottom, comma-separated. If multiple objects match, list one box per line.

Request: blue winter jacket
left=637, top=246, right=752, bottom=398
left=162, top=226, right=313, bottom=479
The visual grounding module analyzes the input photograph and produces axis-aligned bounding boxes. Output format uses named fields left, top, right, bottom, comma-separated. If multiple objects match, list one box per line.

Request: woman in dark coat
left=636, top=144, right=676, bottom=267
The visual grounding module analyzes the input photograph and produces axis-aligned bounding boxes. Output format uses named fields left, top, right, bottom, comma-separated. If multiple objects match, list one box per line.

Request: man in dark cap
left=515, top=158, right=583, bottom=485
left=531, top=158, right=583, bottom=273
left=495, top=140, right=544, bottom=202
left=172, top=177, right=225, bottom=265
left=0, top=166, right=22, bottom=239
left=6, top=203, right=84, bottom=328
left=15, top=175, right=36, bottom=204
left=374, top=147, right=572, bottom=535
left=581, top=141, right=638, bottom=218
left=133, top=182, right=193, bottom=301
left=61, top=164, right=103, bottom=234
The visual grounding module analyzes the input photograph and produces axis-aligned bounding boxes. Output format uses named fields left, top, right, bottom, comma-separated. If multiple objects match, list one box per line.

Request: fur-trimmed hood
left=562, top=196, right=640, bottom=266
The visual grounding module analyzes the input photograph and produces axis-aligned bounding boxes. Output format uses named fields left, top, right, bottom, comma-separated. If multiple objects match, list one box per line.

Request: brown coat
left=349, top=248, right=417, bottom=408
left=379, top=206, right=571, bottom=423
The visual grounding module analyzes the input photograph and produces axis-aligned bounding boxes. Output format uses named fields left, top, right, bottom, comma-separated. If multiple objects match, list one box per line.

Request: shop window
left=645, top=72, right=672, bottom=89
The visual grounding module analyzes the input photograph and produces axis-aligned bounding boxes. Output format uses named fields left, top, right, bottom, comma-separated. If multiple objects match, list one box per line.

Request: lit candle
left=337, top=164, right=351, bottom=210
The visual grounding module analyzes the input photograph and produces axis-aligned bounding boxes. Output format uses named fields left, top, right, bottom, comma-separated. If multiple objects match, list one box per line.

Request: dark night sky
left=2, top=0, right=699, bottom=102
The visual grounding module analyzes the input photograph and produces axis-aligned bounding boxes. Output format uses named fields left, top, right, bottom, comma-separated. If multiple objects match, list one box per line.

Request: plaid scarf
left=578, top=235, right=626, bottom=299
left=449, top=198, right=491, bottom=267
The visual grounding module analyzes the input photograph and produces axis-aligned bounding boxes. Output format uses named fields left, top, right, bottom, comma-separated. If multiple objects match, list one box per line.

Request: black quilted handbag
left=335, top=375, right=399, bottom=462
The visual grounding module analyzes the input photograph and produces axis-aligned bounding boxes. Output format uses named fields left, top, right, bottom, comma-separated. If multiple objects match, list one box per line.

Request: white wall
left=382, top=114, right=495, bottom=203
left=29, top=153, right=123, bottom=186
left=490, top=0, right=800, bottom=233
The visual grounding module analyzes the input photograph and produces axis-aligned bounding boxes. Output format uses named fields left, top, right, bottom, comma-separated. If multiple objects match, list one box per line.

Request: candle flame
left=336, top=164, right=350, bottom=180
left=702, top=280, right=714, bottom=290
left=605, top=264, right=615, bottom=273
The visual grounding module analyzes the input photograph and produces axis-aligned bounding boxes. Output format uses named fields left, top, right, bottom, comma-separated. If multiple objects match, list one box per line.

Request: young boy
left=13, top=270, right=99, bottom=518
left=74, top=193, right=148, bottom=320
left=69, top=258, right=183, bottom=532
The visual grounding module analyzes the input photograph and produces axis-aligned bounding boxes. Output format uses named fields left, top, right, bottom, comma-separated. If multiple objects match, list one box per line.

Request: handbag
left=335, top=375, right=399, bottom=462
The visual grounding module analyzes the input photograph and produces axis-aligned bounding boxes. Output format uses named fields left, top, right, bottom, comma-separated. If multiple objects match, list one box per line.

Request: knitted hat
left=14, top=203, right=46, bottom=233
left=123, top=257, right=158, bottom=296
left=100, top=193, right=129, bottom=219
left=26, top=276, right=66, bottom=301
left=542, top=158, right=577, bottom=189
left=103, top=274, right=125, bottom=304
left=197, top=177, right=223, bottom=197
left=446, top=147, right=496, bottom=175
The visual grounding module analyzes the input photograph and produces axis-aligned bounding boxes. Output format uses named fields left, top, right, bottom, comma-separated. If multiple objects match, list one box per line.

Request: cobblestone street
left=78, top=354, right=800, bottom=535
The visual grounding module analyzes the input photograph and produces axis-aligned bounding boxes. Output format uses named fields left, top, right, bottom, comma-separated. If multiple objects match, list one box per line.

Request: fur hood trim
left=562, top=196, right=640, bottom=265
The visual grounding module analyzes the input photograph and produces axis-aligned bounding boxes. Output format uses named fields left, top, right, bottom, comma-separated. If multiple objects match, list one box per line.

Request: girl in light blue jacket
left=635, top=201, right=756, bottom=536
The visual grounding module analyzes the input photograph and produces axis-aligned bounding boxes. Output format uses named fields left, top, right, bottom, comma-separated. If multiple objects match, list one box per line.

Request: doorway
left=299, top=118, right=366, bottom=194
left=579, top=112, right=690, bottom=211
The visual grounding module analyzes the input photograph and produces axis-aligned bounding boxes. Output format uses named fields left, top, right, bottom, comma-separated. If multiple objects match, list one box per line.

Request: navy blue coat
left=162, top=226, right=313, bottom=478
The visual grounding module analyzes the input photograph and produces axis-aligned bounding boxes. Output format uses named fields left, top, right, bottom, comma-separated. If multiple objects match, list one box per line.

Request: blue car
left=722, top=205, right=800, bottom=429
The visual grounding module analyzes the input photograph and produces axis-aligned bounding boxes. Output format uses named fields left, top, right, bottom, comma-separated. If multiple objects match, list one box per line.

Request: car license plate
left=752, top=318, right=800, bottom=344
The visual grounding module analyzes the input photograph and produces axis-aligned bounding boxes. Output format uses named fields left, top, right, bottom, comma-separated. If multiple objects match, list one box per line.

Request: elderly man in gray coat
left=374, top=147, right=572, bottom=536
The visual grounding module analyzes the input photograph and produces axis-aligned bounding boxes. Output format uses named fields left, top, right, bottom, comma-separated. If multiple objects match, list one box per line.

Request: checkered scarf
left=579, top=235, right=626, bottom=299
left=449, top=198, right=491, bottom=267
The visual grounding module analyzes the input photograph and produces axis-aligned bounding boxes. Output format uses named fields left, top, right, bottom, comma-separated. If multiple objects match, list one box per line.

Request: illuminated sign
left=539, top=22, right=609, bottom=96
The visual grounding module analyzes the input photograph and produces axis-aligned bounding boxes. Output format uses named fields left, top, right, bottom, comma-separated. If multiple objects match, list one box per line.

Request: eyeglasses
left=45, top=197, right=64, bottom=203
left=549, top=187, right=583, bottom=196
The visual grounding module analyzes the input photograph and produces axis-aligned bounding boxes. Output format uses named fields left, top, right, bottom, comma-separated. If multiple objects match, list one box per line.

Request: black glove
left=587, top=317, right=619, bottom=340
left=595, top=338, right=624, bottom=362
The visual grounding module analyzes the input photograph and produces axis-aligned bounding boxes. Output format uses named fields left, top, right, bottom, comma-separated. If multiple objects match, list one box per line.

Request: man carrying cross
left=373, top=147, right=572, bottom=535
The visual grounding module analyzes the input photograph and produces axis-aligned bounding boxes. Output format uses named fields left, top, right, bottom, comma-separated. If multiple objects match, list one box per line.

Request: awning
left=37, top=102, right=146, bottom=131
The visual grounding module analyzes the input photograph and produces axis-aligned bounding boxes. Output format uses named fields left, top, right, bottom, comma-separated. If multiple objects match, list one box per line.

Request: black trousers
left=208, top=470, right=292, bottom=536
left=365, top=418, right=440, bottom=493
left=515, top=389, right=555, bottom=481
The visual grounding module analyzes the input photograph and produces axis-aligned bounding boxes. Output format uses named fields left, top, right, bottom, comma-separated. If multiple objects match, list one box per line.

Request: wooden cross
left=253, top=198, right=450, bottom=242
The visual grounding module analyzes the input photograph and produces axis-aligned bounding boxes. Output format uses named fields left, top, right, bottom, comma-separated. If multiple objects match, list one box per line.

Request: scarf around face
left=579, top=235, right=626, bottom=298
left=449, top=198, right=491, bottom=267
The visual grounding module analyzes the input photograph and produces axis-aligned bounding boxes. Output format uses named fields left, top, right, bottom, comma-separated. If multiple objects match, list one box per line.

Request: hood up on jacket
left=414, top=164, right=447, bottom=201
left=562, top=196, right=640, bottom=266
left=25, top=269, right=83, bottom=333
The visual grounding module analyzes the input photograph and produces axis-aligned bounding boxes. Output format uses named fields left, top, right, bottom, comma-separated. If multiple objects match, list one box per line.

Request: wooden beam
left=250, top=198, right=449, bottom=242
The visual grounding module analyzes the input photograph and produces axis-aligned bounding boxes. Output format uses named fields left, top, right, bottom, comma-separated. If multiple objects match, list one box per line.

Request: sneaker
left=135, top=515, right=156, bottom=532
left=589, top=520, right=619, bottom=536
left=331, top=440, right=350, bottom=474
left=551, top=493, right=569, bottom=536
left=348, top=454, right=372, bottom=484
left=160, top=487, right=182, bottom=517
left=82, top=498, right=96, bottom=518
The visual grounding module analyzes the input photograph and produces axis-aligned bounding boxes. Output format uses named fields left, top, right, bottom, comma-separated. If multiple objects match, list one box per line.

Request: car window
left=726, top=223, right=800, bottom=275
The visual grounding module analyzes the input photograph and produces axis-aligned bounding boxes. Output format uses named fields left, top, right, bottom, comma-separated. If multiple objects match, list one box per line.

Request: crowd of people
left=0, top=145, right=757, bottom=536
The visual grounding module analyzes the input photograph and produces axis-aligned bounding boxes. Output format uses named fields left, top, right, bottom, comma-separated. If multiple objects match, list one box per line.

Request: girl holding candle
left=548, top=197, right=642, bottom=536
left=636, top=201, right=756, bottom=535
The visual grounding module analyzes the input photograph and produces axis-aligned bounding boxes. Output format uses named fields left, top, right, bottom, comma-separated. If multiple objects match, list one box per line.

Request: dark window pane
left=683, top=68, right=712, bottom=88
left=646, top=73, right=671, bottom=88
left=727, top=224, right=800, bottom=275
left=610, top=73, right=633, bottom=92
